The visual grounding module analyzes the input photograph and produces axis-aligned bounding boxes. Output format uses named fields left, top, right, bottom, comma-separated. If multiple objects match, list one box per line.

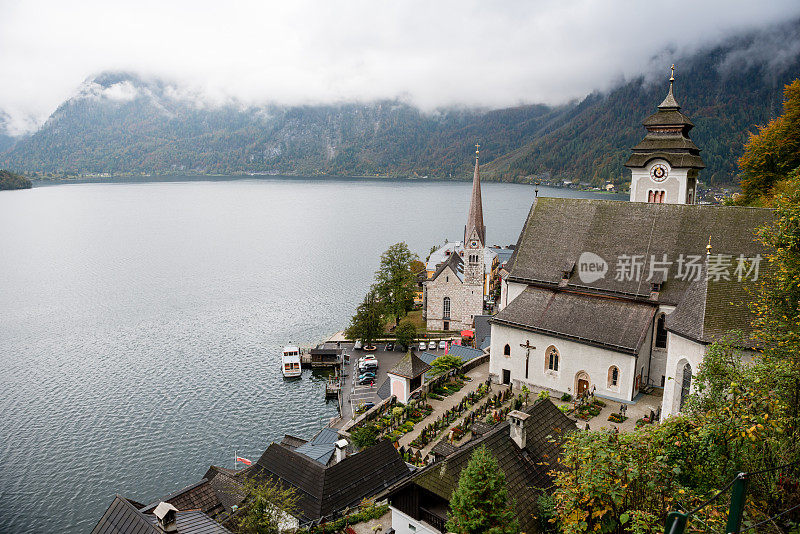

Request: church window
left=469, top=254, right=478, bottom=264
left=648, top=190, right=666, bottom=203
left=503, top=344, right=511, bottom=357
left=546, top=347, right=559, bottom=372
left=443, top=297, right=450, bottom=319
left=608, top=366, right=619, bottom=388
left=655, top=314, right=667, bottom=349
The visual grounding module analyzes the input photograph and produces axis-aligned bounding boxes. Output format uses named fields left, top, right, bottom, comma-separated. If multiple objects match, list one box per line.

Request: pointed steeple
left=465, top=143, right=486, bottom=245
left=659, top=64, right=680, bottom=110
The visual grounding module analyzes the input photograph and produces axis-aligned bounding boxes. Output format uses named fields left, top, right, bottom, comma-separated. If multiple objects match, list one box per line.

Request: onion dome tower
left=625, top=65, right=705, bottom=204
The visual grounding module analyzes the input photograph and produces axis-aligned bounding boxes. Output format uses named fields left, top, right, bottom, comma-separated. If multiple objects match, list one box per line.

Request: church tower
left=625, top=65, right=705, bottom=204
left=464, top=144, right=486, bottom=290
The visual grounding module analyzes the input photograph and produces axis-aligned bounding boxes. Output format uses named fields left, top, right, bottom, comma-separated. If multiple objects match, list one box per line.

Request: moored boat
left=281, top=346, right=302, bottom=378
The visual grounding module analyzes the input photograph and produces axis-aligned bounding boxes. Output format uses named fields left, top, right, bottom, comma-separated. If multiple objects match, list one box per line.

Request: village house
left=489, top=72, right=772, bottom=419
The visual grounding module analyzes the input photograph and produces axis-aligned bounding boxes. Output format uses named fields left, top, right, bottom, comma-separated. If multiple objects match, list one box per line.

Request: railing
left=420, top=508, right=447, bottom=533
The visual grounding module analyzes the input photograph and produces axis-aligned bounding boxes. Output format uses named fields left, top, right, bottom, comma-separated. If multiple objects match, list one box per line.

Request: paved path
left=398, top=362, right=490, bottom=451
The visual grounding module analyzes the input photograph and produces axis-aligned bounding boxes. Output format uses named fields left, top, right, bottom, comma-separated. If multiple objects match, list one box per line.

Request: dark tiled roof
left=92, top=496, right=232, bottom=534
left=403, top=399, right=576, bottom=534
left=202, top=466, right=247, bottom=512
left=492, top=286, right=656, bottom=354
left=145, top=511, right=231, bottom=534
left=92, top=495, right=156, bottom=534
left=430, top=252, right=463, bottom=283
left=280, top=434, right=309, bottom=450
left=388, top=351, right=431, bottom=379
left=625, top=151, right=705, bottom=169
left=666, top=260, right=761, bottom=348
left=254, top=440, right=410, bottom=523
left=507, top=198, right=773, bottom=306
left=473, top=315, right=492, bottom=347
left=448, top=344, right=484, bottom=362
left=431, top=439, right=458, bottom=457
left=140, top=480, right=224, bottom=519
left=294, top=427, right=341, bottom=465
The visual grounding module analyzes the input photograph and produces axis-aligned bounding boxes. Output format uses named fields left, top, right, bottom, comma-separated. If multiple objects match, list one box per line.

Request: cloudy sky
left=1, top=0, right=799, bottom=134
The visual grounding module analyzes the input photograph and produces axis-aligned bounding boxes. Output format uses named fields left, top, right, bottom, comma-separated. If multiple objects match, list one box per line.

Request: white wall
left=629, top=159, right=692, bottom=204
left=499, top=280, right=527, bottom=312
left=390, top=374, right=409, bottom=403
left=391, top=507, right=440, bottom=534
left=489, top=323, right=640, bottom=401
left=661, top=332, right=707, bottom=419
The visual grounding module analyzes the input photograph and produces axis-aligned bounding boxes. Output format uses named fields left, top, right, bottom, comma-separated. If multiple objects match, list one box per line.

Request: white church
left=488, top=70, right=772, bottom=419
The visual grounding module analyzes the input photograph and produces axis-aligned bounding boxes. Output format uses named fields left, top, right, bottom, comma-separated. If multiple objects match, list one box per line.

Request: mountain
left=0, top=111, right=19, bottom=154
left=2, top=23, right=799, bottom=185
left=0, top=169, right=32, bottom=190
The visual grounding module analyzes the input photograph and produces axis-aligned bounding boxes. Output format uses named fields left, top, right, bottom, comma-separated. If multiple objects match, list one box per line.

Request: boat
left=281, top=346, right=302, bottom=378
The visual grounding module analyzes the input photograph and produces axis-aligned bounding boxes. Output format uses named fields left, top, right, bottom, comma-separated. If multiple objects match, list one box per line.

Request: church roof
left=388, top=351, right=432, bottom=379
left=492, top=286, right=656, bottom=354
left=506, top=198, right=773, bottom=307
left=464, top=153, right=486, bottom=245
left=429, top=251, right=463, bottom=283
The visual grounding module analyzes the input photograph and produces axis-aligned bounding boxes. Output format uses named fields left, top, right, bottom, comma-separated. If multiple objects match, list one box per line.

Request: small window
left=547, top=347, right=559, bottom=372
left=608, top=366, right=619, bottom=388
left=503, top=344, right=511, bottom=357
left=655, top=314, right=667, bottom=349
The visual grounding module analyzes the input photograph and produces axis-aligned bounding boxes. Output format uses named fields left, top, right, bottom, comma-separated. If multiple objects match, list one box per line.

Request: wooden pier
left=325, top=376, right=342, bottom=398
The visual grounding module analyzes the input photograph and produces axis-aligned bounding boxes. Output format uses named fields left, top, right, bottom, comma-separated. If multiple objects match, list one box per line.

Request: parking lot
left=341, top=340, right=452, bottom=421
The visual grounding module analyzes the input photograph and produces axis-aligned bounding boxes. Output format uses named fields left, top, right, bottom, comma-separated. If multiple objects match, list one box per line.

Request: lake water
left=0, top=176, right=624, bottom=533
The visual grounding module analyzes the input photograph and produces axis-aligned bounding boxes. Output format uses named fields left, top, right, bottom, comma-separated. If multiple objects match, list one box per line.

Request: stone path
left=398, top=362, right=489, bottom=451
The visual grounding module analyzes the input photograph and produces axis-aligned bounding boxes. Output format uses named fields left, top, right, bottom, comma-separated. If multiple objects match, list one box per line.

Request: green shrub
left=560, top=393, right=572, bottom=402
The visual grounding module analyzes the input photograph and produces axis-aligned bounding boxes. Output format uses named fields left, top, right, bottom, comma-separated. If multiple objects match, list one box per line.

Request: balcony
left=420, top=507, right=447, bottom=533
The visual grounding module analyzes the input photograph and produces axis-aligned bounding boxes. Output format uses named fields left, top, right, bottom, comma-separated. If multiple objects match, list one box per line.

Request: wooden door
left=577, top=379, right=589, bottom=395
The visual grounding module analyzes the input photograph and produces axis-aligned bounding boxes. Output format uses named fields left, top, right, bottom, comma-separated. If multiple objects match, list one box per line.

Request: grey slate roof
left=280, top=434, right=309, bottom=450
left=395, top=399, right=576, bottom=534
left=492, top=286, right=656, bottom=354
left=507, top=198, right=773, bottom=306
left=473, top=314, right=492, bottom=347
left=92, top=495, right=232, bottom=534
left=377, top=377, right=391, bottom=400
left=447, top=344, right=484, bottom=362
left=429, top=251, right=464, bottom=283
left=294, top=426, right=341, bottom=465
left=202, top=467, right=246, bottom=512
left=388, top=351, right=431, bottom=379
left=254, top=439, right=410, bottom=523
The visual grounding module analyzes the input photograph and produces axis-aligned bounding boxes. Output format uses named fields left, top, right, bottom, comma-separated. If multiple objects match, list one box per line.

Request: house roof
left=506, top=198, right=773, bottom=306
left=92, top=495, right=232, bottom=534
left=429, top=251, right=464, bottom=284
left=376, top=377, right=391, bottom=400
left=253, top=439, right=410, bottom=523
left=392, top=399, right=576, bottom=534
left=387, top=351, right=431, bottom=379
left=294, top=427, right=341, bottom=465
left=492, top=286, right=656, bottom=354
left=140, top=479, right=225, bottom=520
left=202, top=466, right=247, bottom=512
left=473, top=315, right=492, bottom=347
left=280, top=434, right=309, bottom=450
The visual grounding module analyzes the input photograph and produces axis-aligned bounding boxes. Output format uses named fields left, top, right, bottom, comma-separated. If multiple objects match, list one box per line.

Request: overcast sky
left=1, top=0, right=799, bottom=134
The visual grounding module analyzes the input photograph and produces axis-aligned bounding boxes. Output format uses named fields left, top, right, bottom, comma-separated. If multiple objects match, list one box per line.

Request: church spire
left=659, top=63, right=680, bottom=110
left=465, top=143, right=486, bottom=245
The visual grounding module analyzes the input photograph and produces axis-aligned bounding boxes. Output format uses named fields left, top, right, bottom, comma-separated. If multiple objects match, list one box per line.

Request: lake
left=0, top=176, right=624, bottom=533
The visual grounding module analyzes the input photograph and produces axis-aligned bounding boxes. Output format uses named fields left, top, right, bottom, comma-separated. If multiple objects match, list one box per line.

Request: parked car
left=358, top=372, right=376, bottom=381
left=439, top=340, right=447, bottom=350
left=418, top=341, right=427, bottom=351
left=357, top=375, right=375, bottom=385
left=353, top=340, right=363, bottom=350
left=385, top=342, right=394, bottom=351
left=359, top=360, right=378, bottom=372
left=428, top=341, right=437, bottom=350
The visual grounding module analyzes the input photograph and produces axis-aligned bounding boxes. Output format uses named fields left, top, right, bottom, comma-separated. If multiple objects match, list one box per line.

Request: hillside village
left=86, top=68, right=800, bottom=534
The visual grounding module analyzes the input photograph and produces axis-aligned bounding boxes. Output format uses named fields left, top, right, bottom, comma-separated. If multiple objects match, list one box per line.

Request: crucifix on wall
left=520, top=339, right=535, bottom=379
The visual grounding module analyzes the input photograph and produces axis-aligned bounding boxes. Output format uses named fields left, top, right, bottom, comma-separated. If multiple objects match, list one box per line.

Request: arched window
left=608, top=366, right=619, bottom=388
left=469, top=254, right=478, bottom=264
left=655, top=314, right=667, bottom=349
left=503, top=344, right=511, bottom=357
left=443, top=297, right=450, bottom=319
left=546, top=346, right=559, bottom=372
left=679, top=363, right=692, bottom=411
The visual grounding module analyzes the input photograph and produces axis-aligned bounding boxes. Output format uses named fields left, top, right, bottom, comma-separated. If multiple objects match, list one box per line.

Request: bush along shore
left=0, top=169, right=32, bottom=190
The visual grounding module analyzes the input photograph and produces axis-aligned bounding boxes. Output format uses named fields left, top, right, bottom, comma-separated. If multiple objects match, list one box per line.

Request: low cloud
left=1, top=0, right=799, bottom=135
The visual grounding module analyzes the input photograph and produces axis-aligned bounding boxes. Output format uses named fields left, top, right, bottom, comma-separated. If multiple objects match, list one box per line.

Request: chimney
left=508, top=410, right=530, bottom=449
left=153, top=502, right=178, bottom=533
left=334, top=439, right=349, bottom=464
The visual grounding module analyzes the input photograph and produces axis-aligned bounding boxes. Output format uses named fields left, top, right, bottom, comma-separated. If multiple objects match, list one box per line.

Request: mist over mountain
left=2, top=22, right=799, bottom=185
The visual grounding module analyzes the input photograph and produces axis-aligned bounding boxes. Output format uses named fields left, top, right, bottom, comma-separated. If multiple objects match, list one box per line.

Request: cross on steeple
left=475, top=143, right=480, bottom=157
left=670, top=64, right=675, bottom=83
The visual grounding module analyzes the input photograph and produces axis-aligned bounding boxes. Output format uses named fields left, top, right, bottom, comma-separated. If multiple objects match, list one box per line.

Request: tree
left=395, top=319, right=417, bottom=348
left=375, top=242, right=419, bottom=325
left=351, top=424, right=378, bottom=449
left=237, top=478, right=299, bottom=534
left=738, top=79, right=800, bottom=205
left=446, top=446, right=519, bottom=534
left=429, top=354, right=463, bottom=377
left=345, top=288, right=384, bottom=347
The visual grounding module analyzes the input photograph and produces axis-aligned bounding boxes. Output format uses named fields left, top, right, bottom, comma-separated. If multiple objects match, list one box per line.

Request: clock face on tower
left=650, top=163, right=669, bottom=183
left=469, top=240, right=479, bottom=249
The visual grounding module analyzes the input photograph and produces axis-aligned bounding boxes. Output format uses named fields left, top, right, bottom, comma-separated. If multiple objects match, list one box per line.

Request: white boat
left=281, top=346, right=302, bottom=378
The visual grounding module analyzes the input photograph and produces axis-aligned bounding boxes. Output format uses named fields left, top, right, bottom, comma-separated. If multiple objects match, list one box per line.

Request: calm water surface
left=0, top=177, right=623, bottom=533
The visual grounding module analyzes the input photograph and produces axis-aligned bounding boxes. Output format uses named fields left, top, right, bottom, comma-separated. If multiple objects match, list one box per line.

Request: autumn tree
left=738, top=79, right=800, bottom=205
left=237, top=478, right=299, bottom=534
left=429, top=354, right=462, bottom=377
left=446, top=446, right=519, bottom=534
left=375, top=242, right=419, bottom=325
left=345, top=288, right=384, bottom=347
